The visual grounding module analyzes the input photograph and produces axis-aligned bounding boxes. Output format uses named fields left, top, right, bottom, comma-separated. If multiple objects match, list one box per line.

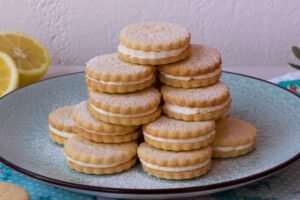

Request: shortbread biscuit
left=158, top=44, right=222, bottom=88
left=143, top=116, right=215, bottom=151
left=72, top=101, right=140, bottom=143
left=118, top=21, right=191, bottom=65
left=161, top=82, right=231, bottom=121
left=212, top=117, right=257, bottom=158
left=0, top=181, right=30, bottom=200
left=48, top=105, right=75, bottom=145
left=138, top=143, right=212, bottom=180
left=88, top=87, right=161, bottom=125
left=85, top=53, right=156, bottom=93
left=64, top=135, right=137, bottom=174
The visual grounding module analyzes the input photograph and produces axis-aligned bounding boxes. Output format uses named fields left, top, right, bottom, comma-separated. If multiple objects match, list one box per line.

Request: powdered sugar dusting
left=50, top=105, right=74, bottom=126
left=90, top=88, right=161, bottom=107
left=163, top=82, right=229, bottom=102
left=120, top=21, right=190, bottom=46
left=68, top=135, right=137, bottom=158
left=139, top=143, right=210, bottom=161
left=160, top=44, right=221, bottom=75
left=146, top=116, right=214, bottom=132
left=86, top=53, right=153, bottom=77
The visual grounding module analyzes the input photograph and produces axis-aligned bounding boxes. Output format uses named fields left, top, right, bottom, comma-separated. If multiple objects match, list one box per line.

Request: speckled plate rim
left=0, top=71, right=299, bottom=195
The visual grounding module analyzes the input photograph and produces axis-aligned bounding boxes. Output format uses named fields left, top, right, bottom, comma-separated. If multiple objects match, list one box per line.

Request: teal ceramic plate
left=0, top=72, right=299, bottom=199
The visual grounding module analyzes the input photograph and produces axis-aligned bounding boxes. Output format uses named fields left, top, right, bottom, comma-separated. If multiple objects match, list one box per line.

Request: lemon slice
left=0, top=52, right=18, bottom=97
left=0, top=32, right=51, bottom=86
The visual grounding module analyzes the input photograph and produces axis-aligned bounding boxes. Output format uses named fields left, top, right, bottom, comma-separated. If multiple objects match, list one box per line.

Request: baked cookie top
left=161, top=82, right=230, bottom=107
left=138, top=143, right=212, bottom=167
left=212, top=117, right=257, bottom=147
left=158, top=44, right=221, bottom=76
left=89, top=87, right=161, bottom=114
left=86, top=53, right=155, bottom=82
left=0, top=181, right=30, bottom=200
left=119, top=21, right=190, bottom=51
left=64, top=135, right=137, bottom=165
left=48, top=105, right=74, bottom=132
left=72, top=101, right=139, bottom=133
left=143, top=115, right=215, bottom=139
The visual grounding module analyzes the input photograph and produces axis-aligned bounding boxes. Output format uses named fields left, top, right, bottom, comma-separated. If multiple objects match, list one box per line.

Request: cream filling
left=74, top=123, right=130, bottom=136
left=161, top=68, right=221, bottom=81
left=163, top=98, right=231, bottom=115
left=118, top=43, right=189, bottom=59
left=143, top=130, right=215, bottom=144
left=213, top=142, right=254, bottom=152
left=140, top=159, right=210, bottom=172
left=49, top=125, right=73, bottom=139
left=86, top=73, right=154, bottom=86
left=91, top=104, right=158, bottom=118
left=65, top=154, right=129, bottom=168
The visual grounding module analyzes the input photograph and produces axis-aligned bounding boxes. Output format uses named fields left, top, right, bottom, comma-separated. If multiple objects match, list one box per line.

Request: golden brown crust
left=161, top=82, right=230, bottom=107
left=213, top=144, right=255, bottom=158
left=144, top=133, right=215, bottom=151
left=89, top=104, right=161, bottom=125
left=141, top=161, right=211, bottom=180
left=143, top=116, right=215, bottom=139
left=48, top=105, right=74, bottom=133
left=49, top=131, right=68, bottom=145
left=162, top=102, right=231, bottom=121
left=157, top=44, right=222, bottom=76
left=118, top=45, right=191, bottom=65
left=73, top=125, right=140, bottom=143
left=72, top=101, right=139, bottom=133
left=89, top=87, right=161, bottom=115
left=64, top=135, right=138, bottom=165
left=86, top=74, right=156, bottom=93
left=159, top=72, right=221, bottom=88
left=213, top=117, right=257, bottom=147
left=0, top=181, right=30, bottom=200
left=137, top=143, right=212, bottom=167
left=119, top=21, right=191, bottom=51
left=67, top=157, right=137, bottom=175
left=85, top=53, right=155, bottom=82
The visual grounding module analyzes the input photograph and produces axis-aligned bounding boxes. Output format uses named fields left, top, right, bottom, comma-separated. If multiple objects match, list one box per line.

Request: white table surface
left=44, top=65, right=297, bottom=81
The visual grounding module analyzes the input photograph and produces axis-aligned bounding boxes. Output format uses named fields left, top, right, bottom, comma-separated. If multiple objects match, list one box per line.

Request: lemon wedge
left=0, top=32, right=51, bottom=86
left=0, top=52, right=18, bottom=97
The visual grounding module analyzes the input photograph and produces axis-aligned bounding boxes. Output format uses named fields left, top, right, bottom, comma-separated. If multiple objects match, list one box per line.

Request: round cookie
left=64, top=135, right=138, bottom=174
left=0, top=181, right=30, bottom=200
left=72, top=101, right=140, bottom=143
left=161, top=82, right=231, bottom=121
left=143, top=116, right=215, bottom=151
left=138, top=143, right=212, bottom=180
left=85, top=53, right=156, bottom=93
left=158, top=44, right=222, bottom=88
left=48, top=105, right=75, bottom=145
left=212, top=117, right=257, bottom=158
left=88, top=87, right=161, bottom=125
left=118, top=21, right=191, bottom=65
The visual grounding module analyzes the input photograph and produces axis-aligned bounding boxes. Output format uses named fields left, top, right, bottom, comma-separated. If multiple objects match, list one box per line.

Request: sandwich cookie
left=212, top=117, right=257, bottom=158
left=64, top=135, right=138, bottom=174
left=161, top=82, right=231, bottom=121
left=118, top=21, right=191, bottom=65
left=48, top=105, right=75, bottom=145
left=138, top=143, right=212, bottom=180
left=85, top=53, right=156, bottom=93
left=72, top=101, right=140, bottom=143
left=88, top=87, right=161, bottom=125
left=158, top=44, right=222, bottom=88
left=0, top=181, right=30, bottom=200
left=143, top=116, right=215, bottom=151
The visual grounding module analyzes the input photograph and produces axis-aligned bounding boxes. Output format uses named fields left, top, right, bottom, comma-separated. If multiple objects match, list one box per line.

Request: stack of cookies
left=48, top=21, right=256, bottom=180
